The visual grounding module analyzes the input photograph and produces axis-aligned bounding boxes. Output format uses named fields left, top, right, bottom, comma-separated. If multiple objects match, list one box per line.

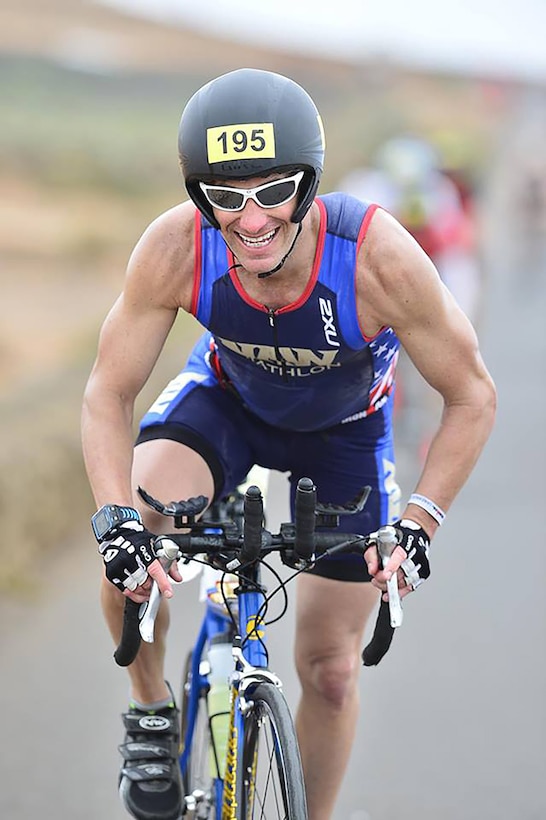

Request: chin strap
left=257, top=222, right=302, bottom=278
left=224, top=261, right=242, bottom=276
left=222, top=221, right=303, bottom=280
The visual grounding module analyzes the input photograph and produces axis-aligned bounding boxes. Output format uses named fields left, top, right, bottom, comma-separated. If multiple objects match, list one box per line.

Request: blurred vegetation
left=0, top=50, right=510, bottom=594
left=0, top=58, right=188, bottom=196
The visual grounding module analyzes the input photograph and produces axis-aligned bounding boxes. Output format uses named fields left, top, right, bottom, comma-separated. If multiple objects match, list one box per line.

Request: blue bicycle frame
left=179, top=573, right=268, bottom=819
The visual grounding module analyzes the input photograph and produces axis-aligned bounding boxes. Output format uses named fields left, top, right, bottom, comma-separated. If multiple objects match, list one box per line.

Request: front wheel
left=236, top=682, right=308, bottom=819
left=180, top=651, right=215, bottom=818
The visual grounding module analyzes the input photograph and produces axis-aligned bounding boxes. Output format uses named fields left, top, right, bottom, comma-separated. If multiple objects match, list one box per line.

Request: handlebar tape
left=295, top=477, right=317, bottom=560
left=240, top=485, right=264, bottom=564
left=361, top=599, right=395, bottom=666
left=114, top=598, right=142, bottom=667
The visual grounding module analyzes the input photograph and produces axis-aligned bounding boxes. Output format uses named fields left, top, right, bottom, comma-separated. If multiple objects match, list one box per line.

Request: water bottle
left=207, top=634, right=233, bottom=776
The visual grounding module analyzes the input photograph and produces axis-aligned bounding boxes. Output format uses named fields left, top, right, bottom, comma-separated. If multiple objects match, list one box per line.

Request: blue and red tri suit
left=138, top=193, right=402, bottom=581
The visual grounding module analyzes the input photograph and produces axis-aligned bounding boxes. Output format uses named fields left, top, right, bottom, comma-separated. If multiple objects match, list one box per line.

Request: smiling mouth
left=236, top=228, right=279, bottom=249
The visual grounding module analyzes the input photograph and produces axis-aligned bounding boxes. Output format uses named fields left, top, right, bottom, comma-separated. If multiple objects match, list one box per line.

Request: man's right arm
left=81, top=203, right=196, bottom=596
left=81, top=205, right=195, bottom=523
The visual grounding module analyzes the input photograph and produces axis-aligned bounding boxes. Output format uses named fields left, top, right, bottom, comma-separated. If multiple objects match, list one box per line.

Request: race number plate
left=206, top=123, right=276, bottom=163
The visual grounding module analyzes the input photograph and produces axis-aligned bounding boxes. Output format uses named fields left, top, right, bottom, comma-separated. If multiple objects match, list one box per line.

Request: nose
left=236, top=197, right=270, bottom=234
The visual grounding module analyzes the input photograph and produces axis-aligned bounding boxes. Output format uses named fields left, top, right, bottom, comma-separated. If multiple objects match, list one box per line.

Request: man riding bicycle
left=81, top=69, right=496, bottom=820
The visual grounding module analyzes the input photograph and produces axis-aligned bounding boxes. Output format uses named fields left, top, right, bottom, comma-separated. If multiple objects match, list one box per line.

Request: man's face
left=201, top=172, right=303, bottom=276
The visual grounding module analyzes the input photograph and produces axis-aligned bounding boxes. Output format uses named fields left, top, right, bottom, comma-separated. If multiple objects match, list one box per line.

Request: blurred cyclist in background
left=340, top=135, right=483, bottom=325
left=340, top=135, right=484, bottom=458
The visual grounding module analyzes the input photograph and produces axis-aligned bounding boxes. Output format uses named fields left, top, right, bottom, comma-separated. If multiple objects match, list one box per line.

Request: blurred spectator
left=340, top=135, right=483, bottom=325
left=514, top=157, right=546, bottom=287
left=339, top=135, right=485, bottom=459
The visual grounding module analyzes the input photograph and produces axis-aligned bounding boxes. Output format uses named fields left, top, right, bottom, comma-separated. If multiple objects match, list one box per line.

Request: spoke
left=251, top=714, right=288, bottom=819
left=238, top=684, right=307, bottom=819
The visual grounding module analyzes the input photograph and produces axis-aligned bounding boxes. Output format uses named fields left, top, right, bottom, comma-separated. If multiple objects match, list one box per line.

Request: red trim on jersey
left=227, top=247, right=264, bottom=308
left=357, top=202, right=380, bottom=249
left=362, top=327, right=388, bottom=343
left=277, top=198, right=325, bottom=314
left=368, top=351, right=398, bottom=405
left=208, top=338, right=233, bottom=391
left=354, top=203, right=390, bottom=343
left=227, top=199, right=325, bottom=313
left=190, top=211, right=202, bottom=316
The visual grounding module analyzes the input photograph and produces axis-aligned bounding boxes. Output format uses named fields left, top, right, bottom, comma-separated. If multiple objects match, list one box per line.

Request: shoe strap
left=122, top=710, right=178, bottom=737
left=120, top=762, right=172, bottom=783
left=119, top=741, right=173, bottom=762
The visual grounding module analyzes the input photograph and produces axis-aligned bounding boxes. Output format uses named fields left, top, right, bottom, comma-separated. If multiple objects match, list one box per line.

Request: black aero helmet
left=178, top=68, right=325, bottom=228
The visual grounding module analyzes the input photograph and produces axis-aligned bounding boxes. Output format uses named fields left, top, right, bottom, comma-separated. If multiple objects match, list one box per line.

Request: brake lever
left=375, top=525, right=403, bottom=628
left=139, top=539, right=180, bottom=643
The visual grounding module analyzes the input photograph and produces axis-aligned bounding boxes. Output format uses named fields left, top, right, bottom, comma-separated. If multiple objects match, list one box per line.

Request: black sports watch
left=91, top=504, right=142, bottom=542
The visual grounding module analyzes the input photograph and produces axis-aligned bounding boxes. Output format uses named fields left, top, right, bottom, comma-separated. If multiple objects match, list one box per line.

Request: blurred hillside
left=0, top=0, right=516, bottom=591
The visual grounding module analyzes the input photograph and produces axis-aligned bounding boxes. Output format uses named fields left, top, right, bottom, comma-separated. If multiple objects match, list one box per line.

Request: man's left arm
left=357, top=209, right=497, bottom=587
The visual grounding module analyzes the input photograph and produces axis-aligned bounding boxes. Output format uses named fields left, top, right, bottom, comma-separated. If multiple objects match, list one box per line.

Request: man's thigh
left=137, top=382, right=257, bottom=501
left=132, top=439, right=216, bottom=531
left=294, top=573, right=379, bottom=665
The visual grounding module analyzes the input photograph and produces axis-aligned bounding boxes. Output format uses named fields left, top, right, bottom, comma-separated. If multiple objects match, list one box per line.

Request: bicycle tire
left=180, top=650, right=215, bottom=819
left=236, top=681, right=308, bottom=819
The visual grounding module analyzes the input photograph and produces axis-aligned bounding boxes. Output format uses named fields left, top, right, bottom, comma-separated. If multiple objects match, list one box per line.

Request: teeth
left=239, top=229, right=276, bottom=248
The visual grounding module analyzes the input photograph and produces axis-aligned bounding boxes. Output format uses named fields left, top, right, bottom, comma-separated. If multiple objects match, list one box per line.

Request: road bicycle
left=114, top=470, right=402, bottom=819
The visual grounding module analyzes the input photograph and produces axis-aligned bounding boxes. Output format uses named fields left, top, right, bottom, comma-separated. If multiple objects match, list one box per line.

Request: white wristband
left=408, top=493, right=446, bottom=526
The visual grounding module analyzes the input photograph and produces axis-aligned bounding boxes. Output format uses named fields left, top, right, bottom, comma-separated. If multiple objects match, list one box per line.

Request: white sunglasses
left=199, top=171, right=305, bottom=212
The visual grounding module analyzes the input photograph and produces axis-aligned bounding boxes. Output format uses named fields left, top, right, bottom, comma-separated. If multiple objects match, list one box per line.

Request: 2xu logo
left=319, top=298, right=340, bottom=347
left=138, top=715, right=171, bottom=731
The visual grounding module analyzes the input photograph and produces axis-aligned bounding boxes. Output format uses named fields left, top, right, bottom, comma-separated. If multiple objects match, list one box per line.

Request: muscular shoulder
left=356, top=206, right=446, bottom=337
left=125, top=200, right=197, bottom=312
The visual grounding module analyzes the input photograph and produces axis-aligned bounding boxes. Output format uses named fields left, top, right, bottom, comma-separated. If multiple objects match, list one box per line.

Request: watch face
left=93, top=509, right=110, bottom=536
left=93, top=505, right=141, bottom=541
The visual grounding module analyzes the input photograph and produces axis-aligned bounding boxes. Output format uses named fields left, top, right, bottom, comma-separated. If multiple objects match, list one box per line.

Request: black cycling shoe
left=118, top=687, right=182, bottom=820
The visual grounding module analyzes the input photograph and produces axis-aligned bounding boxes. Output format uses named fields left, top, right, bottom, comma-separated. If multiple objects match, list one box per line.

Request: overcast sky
left=99, top=0, right=546, bottom=82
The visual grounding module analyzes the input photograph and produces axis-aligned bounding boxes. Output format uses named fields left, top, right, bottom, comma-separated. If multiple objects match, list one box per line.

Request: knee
left=139, top=507, right=170, bottom=533
left=100, top=573, right=125, bottom=611
left=297, top=651, right=359, bottom=710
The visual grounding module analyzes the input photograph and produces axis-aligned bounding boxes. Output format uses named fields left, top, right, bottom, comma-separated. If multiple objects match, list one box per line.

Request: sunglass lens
left=206, top=189, right=245, bottom=210
left=256, top=179, right=297, bottom=207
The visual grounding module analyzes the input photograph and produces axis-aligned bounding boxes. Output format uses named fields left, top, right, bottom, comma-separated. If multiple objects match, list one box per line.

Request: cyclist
left=82, top=69, right=496, bottom=820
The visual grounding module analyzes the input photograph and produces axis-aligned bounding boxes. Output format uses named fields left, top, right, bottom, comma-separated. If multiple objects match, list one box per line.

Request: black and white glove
left=394, top=519, right=431, bottom=590
left=98, top=522, right=157, bottom=592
